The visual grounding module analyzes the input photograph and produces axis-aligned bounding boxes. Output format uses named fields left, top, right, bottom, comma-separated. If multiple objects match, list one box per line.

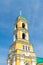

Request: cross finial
left=20, top=10, right=22, bottom=16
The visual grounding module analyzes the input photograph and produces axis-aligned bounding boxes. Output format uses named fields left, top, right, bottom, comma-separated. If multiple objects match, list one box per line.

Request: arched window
left=22, top=33, right=25, bottom=39
left=16, top=24, right=17, bottom=28
left=26, top=46, right=27, bottom=51
left=28, top=47, right=29, bottom=51
left=16, top=34, right=17, bottom=39
left=22, top=23, right=25, bottom=28
left=23, top=45, right=24, bottom=50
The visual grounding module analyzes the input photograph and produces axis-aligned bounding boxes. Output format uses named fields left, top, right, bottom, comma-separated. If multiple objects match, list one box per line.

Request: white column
left=12, top=56, right=15, bottom=65
left=20, top=57, right=24, bottom=65
left=8, top=60, right=10, bottom=65
left=13, top=35, right=15, bottom=41
left=25, top=24, right=28, bottom=29
left=32, top=59, right=36, bottom=65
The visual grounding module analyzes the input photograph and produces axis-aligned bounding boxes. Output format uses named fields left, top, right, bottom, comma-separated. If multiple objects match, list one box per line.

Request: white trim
left=12, top=57, right=15, bottom=65
left=8, top=60, right=10, bottom=65
left=20, top=59, right=24, bottom=65
left=13, top=35, right=15, bottom=41
left=26, top=33, right=28, bottom=40
left=32, top=62, right=36, bottom=65
left=32, top=59, right=36, bottom=65
left=25, top=24, right=28, bottom=29
left=8, top=63, right=10, bottom=65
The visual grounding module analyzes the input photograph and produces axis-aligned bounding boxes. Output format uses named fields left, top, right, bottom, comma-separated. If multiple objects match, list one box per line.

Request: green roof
left=20, top=16, right=26, bottom=19
left=37, top=57, right=43, bottom=64
left=16, top=16, right=26, bottom=21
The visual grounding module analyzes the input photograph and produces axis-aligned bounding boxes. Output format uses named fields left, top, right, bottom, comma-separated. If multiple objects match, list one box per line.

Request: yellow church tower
left=7, top=15, right=36, bottom=65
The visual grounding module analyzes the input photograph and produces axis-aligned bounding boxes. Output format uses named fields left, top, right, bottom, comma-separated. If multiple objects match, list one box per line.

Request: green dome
left=19, top=16, right=26, bottom=19
left=17, top=16, right=26, bottom=20
left=16, top=15, right=28, bottom=23
left=37, top=57, right=43, bottom=64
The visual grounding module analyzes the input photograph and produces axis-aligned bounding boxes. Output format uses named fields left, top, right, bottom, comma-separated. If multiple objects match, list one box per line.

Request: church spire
left=7, top=15, right=36, bottom=65
left=20, top=10, right=22, bottom=16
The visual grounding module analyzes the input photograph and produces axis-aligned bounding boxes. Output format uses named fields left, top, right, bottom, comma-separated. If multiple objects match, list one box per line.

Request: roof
left=17, top=15, right=27, bottom=21
left=14, top=15, right=28, bottom=25
left=18, top=16, right=26, bottom=19
left=37, top=57, right=43, bottom=64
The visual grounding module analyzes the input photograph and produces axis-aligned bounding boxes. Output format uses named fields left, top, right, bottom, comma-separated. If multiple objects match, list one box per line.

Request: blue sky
left=0, top=0, right=43, bottom=65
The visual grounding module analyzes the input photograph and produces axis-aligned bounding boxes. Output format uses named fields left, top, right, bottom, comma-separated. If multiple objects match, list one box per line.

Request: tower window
left=23, top=45, right=29, bottom=51
left=22, top=33, right=25, bottom=39
left=23, top=45, right=26, bottom=51
left=16, top=24, right=17, bottom=28
left=23, top=45, right=24, bottom=50
left=22, top=23, right=25, bottom=28
left=26, top=46, right=27, bottom=51
left=16, top=34, right=17, bottom=39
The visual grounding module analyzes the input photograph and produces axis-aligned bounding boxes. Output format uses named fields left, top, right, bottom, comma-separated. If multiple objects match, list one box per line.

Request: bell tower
left=7, top=16, right=36, bottom=65
left=14, top=16, right=29, bottom=42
